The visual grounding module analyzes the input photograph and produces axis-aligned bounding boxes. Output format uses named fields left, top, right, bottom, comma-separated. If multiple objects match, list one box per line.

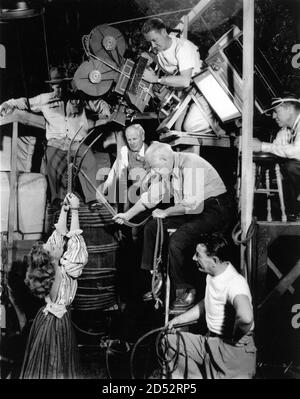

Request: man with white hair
left=253, top=92, right=300, bottom=221
left=113, top=142, right=233, bottom=310
left=103, top=123, right=148, bottom=206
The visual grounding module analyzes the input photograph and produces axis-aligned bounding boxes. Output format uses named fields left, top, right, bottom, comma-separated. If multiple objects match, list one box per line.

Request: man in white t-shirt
left=141, top=18, right=223, bottom=134
left=164, top=233, right=256, bottom=379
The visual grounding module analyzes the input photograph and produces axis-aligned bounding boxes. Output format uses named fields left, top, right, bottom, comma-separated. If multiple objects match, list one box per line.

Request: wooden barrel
left=48, top=201, right=120, bottom=312
left=74, top=202, right=120, bottom=312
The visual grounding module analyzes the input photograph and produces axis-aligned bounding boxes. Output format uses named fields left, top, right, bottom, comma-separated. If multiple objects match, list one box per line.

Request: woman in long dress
left=20, top=193, right=88, bottom=379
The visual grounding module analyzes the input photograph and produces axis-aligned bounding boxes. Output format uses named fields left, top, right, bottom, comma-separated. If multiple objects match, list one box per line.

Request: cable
left=130, top=322, right=194, bottom=379
left=72, top=320, right=105, bottom=336
left=107, top=8, right=193, bottom=26
left=130, top=326, right=165, bottom=379
left=41, top=12, right=51, bottom=88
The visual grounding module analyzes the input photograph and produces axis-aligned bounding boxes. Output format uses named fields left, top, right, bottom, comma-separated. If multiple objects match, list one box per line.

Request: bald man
left=113, top=142, right=233, bottom=310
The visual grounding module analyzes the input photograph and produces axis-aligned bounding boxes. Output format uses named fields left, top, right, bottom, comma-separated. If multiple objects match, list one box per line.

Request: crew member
left=113, top=142, right=233, bottom=310
left=253, top=92, right=300, bottom=220
left=164, top=233, right=256, bottom=379
left=141, top=18, right=223, bottom=134
left=0, top=66, right=111, bottom=211
left=103, top=123, right=149, bottom=206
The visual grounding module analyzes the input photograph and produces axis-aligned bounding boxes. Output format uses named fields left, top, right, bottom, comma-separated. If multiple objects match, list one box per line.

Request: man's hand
left=167, top=316, right=184, bottom=332
left=142, top=68, right=158, bottom=83
left=0, top=102, right=15, bottom=117
left=99, top=100, right=111, bottom=118
left=141, top=52, right=154, bottom=66
left=152, top=209, right=168, bottom=219
left=252, top=138, right=263, bottom=152
left=113, top=212, right=130, bottom=225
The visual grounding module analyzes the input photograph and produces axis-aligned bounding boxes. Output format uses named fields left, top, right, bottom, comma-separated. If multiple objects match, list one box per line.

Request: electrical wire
left=130, top=322, right=194, bottom=379
left=108, top=8, right=193, bottom=26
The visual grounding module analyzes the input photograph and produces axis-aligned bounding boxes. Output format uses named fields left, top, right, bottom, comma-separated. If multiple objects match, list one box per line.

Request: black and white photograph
left=0, top=0, right=300, bottom=384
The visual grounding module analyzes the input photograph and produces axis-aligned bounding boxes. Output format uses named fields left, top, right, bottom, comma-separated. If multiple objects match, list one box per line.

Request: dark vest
left=127, top=144, right=148, bottom=181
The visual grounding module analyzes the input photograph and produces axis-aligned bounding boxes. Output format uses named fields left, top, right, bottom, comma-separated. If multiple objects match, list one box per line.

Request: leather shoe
left=287, top=213, right=300, bottom=222
left=142, top=291, right=153, bottom=302
left=170, top=288, right=196, bottom=311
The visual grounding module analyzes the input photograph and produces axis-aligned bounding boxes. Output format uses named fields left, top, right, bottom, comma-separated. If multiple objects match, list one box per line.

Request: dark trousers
left=141, top=192, right=233, bottom=289
left=281, top=159, right=300, bottom=214
left=46, top=144, right=98, bottom=203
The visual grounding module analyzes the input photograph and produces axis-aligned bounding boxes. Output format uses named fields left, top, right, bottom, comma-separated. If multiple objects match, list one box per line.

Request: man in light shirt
left=253, top=92, right=300, bottom=220
left=102, top=124, right=148, bottom=206
left=0, top=66, right=111, bottom=211
left=164, top=233, right=256, bottom=379
left=141, top=18, right=223, bottom=134
left=113, top=142, right=233, bottom=309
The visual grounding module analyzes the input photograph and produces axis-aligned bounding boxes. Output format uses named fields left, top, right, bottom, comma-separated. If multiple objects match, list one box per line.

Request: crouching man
left=164, top=233, right=256, bottom=379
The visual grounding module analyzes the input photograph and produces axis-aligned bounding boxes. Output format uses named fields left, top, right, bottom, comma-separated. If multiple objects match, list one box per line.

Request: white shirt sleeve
left=227, top=275, right=252, bottom=306
left=176, top=40, right=202, bottom=74
left=6, top=94, right=45, bottom=113
left=181, top=166, right=204, bottom=214
left=104, top=146, right=128, bottom=190
left=261, top=127, right=300, bottom=160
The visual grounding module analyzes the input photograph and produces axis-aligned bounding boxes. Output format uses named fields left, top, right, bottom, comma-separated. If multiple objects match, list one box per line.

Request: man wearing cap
left=0, top=66, right=111, bottom=211
left=253, top=92, right=300, bottom=220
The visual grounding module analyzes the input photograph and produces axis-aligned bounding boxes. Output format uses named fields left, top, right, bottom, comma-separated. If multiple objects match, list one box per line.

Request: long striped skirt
left=19, top=307, right=79, bottom=379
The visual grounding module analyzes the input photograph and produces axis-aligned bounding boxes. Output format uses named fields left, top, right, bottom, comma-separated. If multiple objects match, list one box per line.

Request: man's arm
left=152, top=203, right=186, bottom=219
left=253, top=135, right=300, bottom=160
left=86, top=98, right=111, bottom=118
left=232, top=294, right=254, bottom=342
left=112, top=197, right=147, bottom=224
left=0, top=94, right=45, bottom=117
left=168, top=300, right=205, bottom=329
left=143, top=67, right=193, bottom=88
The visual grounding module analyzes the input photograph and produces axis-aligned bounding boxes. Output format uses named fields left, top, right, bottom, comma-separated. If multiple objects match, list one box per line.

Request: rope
left=65, top=125, right=84, bottom=195
left=78, top=169, right=151, bottom=228
left=232, top=216, right=257, bottom=246
left=151, top=218, right=164, bottom=309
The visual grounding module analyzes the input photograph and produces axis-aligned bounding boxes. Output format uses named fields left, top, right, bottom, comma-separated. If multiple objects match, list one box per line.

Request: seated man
left=113, top=142, right=233, bottom=309
left=164, top=233, right=256, bottom=379
left=0, top=66, right=111, bottom=212
left=141, top=18, right=224, bottom=134
left=253, top=92, right=300, bottom=221
left=102, top=123, right=149, bottom=207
